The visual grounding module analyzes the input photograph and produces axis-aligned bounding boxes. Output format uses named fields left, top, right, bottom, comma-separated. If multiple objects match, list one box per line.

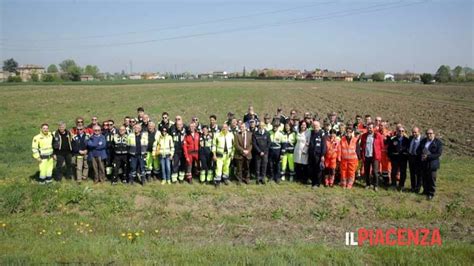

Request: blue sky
left=0, top=0, right=472, bottom=74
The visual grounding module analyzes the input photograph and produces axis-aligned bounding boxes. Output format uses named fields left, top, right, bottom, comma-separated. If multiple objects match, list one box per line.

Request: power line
left=1, top=1, right=335, bottom=43
left=1, top=1, right=426, bottom=52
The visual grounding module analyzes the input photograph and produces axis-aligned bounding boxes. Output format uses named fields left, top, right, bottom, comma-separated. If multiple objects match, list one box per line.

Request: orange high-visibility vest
left=339, top=136, right=358, bottom=161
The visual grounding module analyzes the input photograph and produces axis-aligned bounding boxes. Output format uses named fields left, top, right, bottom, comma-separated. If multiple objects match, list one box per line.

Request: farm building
left=129, top=74, right=142, bottom=80
left=17, top=64, right=45, bottom=81
left=80, top=74, right=94, bottom=81
left=258, top=69, right=301, bottom=79
left=304, top=70, right=356, bottom=81
left=213, top=71, right=228, bottom=79
left=0, top=71, right=11, bottom=82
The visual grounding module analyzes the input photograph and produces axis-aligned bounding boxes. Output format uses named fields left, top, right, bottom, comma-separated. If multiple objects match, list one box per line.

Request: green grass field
left=0, top=81, right=473, bottom=264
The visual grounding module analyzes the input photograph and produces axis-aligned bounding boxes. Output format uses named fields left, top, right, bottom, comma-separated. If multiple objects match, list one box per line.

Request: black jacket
left=71, top=132, right=89, bottom=155
left=417, top=138, right=443, bottom=171
left=388, top=135, right=410, bottom=161
left=308, top=129, right=327, bottom=160
left=53, top=130, right=72, bottom=154
left=253, top=130, right=271, bottom=154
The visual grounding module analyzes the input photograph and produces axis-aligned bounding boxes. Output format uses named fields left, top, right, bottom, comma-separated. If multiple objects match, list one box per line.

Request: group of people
left=31, top=106, right=443, bottom=200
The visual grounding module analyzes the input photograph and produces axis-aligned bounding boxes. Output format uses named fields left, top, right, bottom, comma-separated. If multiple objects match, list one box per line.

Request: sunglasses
left=92, top=118, right=97, bottom=121
left=76, top=121, right=84, bottom=124
left=427, top=132, right=434, bottom=135
left=131, top=121, right=137, bottom=123
left=162, top=116, right=168, bottom=119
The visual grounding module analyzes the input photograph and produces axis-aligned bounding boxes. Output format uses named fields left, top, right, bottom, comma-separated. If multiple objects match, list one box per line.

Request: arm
left=427, top=140, right=443, bottom=160
left=234, top=135, right=244, bottom=155
left=32, top=136, right=40, bottom=160
left=170, top=137, right=175, bottom=156
left=252, top=134, right=262, bottom=154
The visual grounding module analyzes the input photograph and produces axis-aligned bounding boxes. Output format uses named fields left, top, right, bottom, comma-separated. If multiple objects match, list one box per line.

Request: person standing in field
left=338, top=125, right=360, bottom=189
left=71, top=118, right=90, bottom=183
left=417, top=129, right=443, bottom=200
left=280, top=123, right=296, bottom=182
left=154, top=126, right=174, bottom=185
left=198, top=125, right=214, bottom=184
left=408, top=127, right=422, bottom=193
left=360, top=123, right=384, bottom=191
left=234, top=123, right=253, bottom=184
left=158, top=112, right=174, bottom=132
left=86, top=116, right=99, bottom=134
left=294, top=120, right=311, bottom=183
left=212, top=123, right=234, bottom=186
left=388, top=126, right=410, bottom=191
left=253, top=122, right=271, bottom=184
left=146, top=122, right=161, bottom=181
left=127, top=124, right=148, bottom=185
left=268, top=118, right=284, bottom=183
left=183, top=122, right=200, bottom=184
left=87, top=125, right=107, bottom=183
left=112, top=126, right=129, bottom=184
left=170, top=119, right=187, bottom=183
left=32, top=123, right=54, bottom=184
left=378, top=120, right=393, bottom=187
left=323, top=129, right=339, bottom=187
left=52, top=121, right=73, bottom=181
left=308, top=120, right=326, bottom=189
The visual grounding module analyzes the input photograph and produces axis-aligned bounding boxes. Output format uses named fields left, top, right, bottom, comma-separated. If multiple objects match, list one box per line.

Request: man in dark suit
left=308, top=121, right=327, bottom=189
left=408, top=127, right=422, bottom=193
left=234, top=123, right=253, bottom=184
left=253, top=123, right=271, bottom=185
left=388, top=126, right=410, bottom=191
left=417, top=129, right=443, bottom=200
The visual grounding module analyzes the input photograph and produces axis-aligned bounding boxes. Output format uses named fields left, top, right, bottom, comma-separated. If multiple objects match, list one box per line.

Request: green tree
left=59, top=59, right=82, bottom=81
left=250, top=69, right=258, bottom=77
left=359, top=72, right=366, bottom=81
left=452, top=65, right=465, bottom=82
left=31, top=73, right=39, bottom=82
left=3, top=58, right=18, bottom=72
left=371, top=72, right=385, bottom=82
left=47, top=64, right=58, bottom=73
left=84, top=65, right=100, bottom=77
left=7, top=76, right=22, bottom=82
left=435, top=65, right=451, bottom=83
left=420, top=73, right=433, bottom=84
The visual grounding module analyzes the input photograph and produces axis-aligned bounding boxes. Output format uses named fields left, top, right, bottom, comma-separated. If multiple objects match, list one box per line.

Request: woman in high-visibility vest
left=32, top=123, right=54, bottom=184
left=338, top=126, right=360, bottom=189
left=153, top=126, right=174, bottom=185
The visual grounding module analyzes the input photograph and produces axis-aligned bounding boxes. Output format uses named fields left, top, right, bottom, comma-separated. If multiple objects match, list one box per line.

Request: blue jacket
left=87, top=134, right=107, bottom=160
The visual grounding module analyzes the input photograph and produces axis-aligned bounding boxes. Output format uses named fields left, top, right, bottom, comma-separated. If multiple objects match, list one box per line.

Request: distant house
left=129, top=74, right=142, bottom=80
left=213, top=71, right=228, bottom=79
left=17, top=64, right=45, bottom=81
left=259, top=69, right=301, bottom=79
left=305, top=70, right=356, bottom=81
left=384, top=74, right=395, bottom=81
left=198, top=73, right=213, bottom=79
left=80, top=74, right=94, bottom=81
left=0, top=71, right=10, bottom=82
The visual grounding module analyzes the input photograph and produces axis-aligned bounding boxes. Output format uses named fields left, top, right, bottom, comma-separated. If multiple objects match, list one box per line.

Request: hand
left=53, top=155, right=57, bottom=160
left=213, top=155, right=217, bottom=161
left=260, top=152, right=264, bottom=157
left=36, top=158, right=42, bottom=163
left=243, top=150, right=248, bottom=155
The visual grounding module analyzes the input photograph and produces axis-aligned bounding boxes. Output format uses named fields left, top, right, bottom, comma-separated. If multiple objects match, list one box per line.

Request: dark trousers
left=113, top=154, right=128, bottom=182
left=295, top=163, right=309, bottom=183
left=310, top=156, right=323, bottom=187
left=235, top=157, right=250, bottom=182
left=129, top=155, right=145, bottom=184
left=172, top=152, right=186, bottom=175
left=268, top=149, right=281, bottom=181
left=364, top=157, right=379, bottom=187
left=391, top=157, right=408, bottom=188
left=199, top=150, right=212, bottom=171
left=408, top=155, right=422, bottom=192
left=255, top=153, right=268, bottom=181
left=422, top=165, right=437, bottom=197
left=55, top=152, right=73, bottom=181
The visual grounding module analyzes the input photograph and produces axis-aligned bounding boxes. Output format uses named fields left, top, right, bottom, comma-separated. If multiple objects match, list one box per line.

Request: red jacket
left=183, top=132, right=200, bottom=161
left=360, top=131, right=384, bottom=161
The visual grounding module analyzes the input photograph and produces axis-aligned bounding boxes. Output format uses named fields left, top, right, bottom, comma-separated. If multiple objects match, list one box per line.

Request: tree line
left=2, top=58, right=100, bottom=82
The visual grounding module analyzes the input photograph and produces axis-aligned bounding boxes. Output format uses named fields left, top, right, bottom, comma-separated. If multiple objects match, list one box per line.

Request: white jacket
left=294, top=130, right=311, bottom=165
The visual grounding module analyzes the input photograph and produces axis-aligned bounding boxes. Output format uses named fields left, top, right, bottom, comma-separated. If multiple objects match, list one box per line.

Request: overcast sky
left=1, top=0, right=472, bottom=74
